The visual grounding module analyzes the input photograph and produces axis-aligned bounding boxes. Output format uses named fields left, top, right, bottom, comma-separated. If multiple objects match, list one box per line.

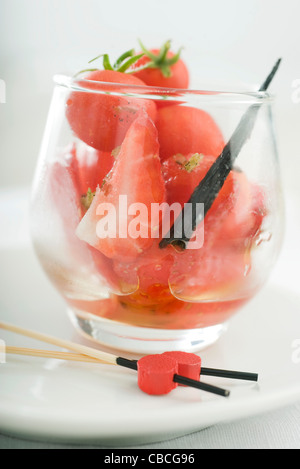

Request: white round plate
left=0, top=190, right=299, bottom=445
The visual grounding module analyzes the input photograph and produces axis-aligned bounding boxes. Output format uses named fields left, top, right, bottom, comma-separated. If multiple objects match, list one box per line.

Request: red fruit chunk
left=217, top=174, right=267, bottom=244
left=137, top=354, right=178, bottom=395
left=156, top=106, right=225, bottom=162
left=47, top=158, right=84, bottom=252
left=169, top=243, right=248, bottom=301
left=60, top=142, right=115, bottom=216
left=162, top=153, right=265, bottom=246
left=162, top=153, right=235, bottom=247
left=162, top=152, right=234, bottom=215
left=132, top=48, right=189, bottom=89
left=76, top=113, right=166, bottom=261
left=66, top=70, right=157, bottom=152
left=47, top=154, right=123, bottom=293
left=75, top=144, right=115, bottom=195
left=62, top=143, right=115, bottom=207
left=162, top=351, right=201, bottom=382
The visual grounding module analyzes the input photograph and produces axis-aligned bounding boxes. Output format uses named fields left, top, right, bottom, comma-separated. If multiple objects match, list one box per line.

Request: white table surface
left=0, top=401, right=299, bottom=449
left=0, top=187, right=299, bottom=450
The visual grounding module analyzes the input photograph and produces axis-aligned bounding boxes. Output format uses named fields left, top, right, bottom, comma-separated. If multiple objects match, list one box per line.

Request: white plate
left=0, top=190, right=300, bottom=445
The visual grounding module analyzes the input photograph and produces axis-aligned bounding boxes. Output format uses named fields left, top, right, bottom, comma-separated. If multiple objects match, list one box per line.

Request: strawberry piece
left=162, top=351, right=201, bottom=382
left=162, top=153, right=266, bottom=247
left=52, top=145, right=138, bottom=294
left=75, top=144, right=115, bottom=195
left=137, top=354, right=178, bottom=395
left=162, top=152, right=234, bottom=218
left=46, top=156, right=91, bottom=265
left=168, top=243, right=248, bottom=301
left=76, top=113, right=166, bottom=261
left=217, top=173, right=267, bottom=245
left=45, top=146, right=129, bottom=296
left=60, top=142, right=115, bottom=214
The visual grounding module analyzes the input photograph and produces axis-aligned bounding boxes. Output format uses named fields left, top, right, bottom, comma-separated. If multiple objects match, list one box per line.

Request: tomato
left=66, top=70, right=157, bottom=152
left=76, top=113, right=166, bottom=261
left=132, top=48, right=189, bottom=89
left=156, top=105, right=225, bottom=161
left=130, top=40, right=189, bottom=110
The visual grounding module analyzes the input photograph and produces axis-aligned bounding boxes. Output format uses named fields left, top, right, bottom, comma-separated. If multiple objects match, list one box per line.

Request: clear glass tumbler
left=30, top=74, right=284, bottom=353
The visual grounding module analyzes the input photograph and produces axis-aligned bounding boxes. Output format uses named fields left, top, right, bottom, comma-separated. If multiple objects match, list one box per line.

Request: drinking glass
left=30, top=74, right=284, bottom=353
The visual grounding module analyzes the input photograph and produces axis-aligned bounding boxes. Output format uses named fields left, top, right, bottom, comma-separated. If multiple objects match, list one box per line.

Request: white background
left=0, top=0, right=300, bottom=201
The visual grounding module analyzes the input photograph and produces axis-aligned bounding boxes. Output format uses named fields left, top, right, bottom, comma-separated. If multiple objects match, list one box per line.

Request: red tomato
left=66, top=70, right=157, bottom=152
left=132, top=48, right=189, bottom=89
left=76, top=113, right=166, bottom=261
left=156, top=106, right=225, bottom=161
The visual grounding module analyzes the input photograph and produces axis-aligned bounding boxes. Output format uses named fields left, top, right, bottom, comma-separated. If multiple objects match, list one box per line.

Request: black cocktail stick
left=117, top=357, right=258, bottom=384
left=159, top=59, right=282, bottom=250
left=201, top=367, right=258, bottom=382
left=116, top=357, right=230, bottom=397
left=173, top=374, right=230, bottom=397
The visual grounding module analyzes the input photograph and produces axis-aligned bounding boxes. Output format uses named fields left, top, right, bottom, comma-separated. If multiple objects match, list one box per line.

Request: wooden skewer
left=0, top=321, right=230, bottom=397
left=5, top=346, right=108, bottom=364
left=0, top=320, right=118, bottom=365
